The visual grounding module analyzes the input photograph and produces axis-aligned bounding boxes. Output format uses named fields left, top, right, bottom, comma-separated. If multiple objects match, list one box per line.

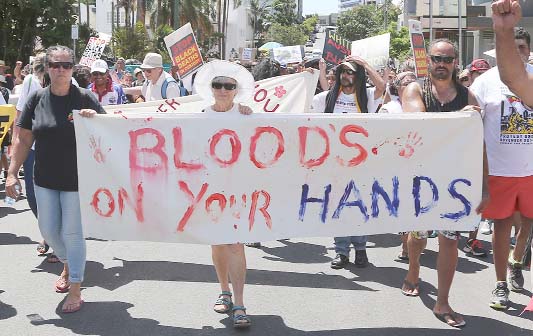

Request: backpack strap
left=161, top=77, right=177, bottom=99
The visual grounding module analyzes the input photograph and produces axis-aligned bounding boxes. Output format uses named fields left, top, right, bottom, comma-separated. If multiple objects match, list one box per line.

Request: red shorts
left=482, top=175, right=533, bottom=220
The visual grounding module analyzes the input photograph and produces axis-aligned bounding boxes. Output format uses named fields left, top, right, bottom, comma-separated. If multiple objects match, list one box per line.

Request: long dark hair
left=325, top=62, right=368, bottom=113
left=252, top=58, right=281, bottom=81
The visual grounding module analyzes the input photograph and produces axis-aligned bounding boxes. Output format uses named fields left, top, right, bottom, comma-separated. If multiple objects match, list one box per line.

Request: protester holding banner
left=311, top=56, right=385, bottom=269
left=6, top=45, right=106, bottom=314
left=402, top=39, right=479, bottom=328
left=139, top=53, right=181, bottom=101
left=87, top=59, right=127, bottom=106
left=193, top=60, right=254, bottom=329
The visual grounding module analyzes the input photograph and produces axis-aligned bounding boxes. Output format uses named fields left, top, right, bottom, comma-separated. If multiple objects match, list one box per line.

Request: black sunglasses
left=340, top=68, right=356, bottom=75
left=48, top=62, right=74, bottom=70
left=429, top=55, right=455, bottom=64
left=212, top=82, right=237, bottom=90
left=91, top=71, right=106, bottom=76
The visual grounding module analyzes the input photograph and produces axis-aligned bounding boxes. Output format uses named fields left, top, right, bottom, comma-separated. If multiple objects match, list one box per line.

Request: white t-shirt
left=379, top=99, right=403, bottom=114
left=470, top=64, right=533, bottom=177
left=16, top=74, right=42, bottom=111
left=203, top=104, right=240, bottom=114
left=141, top=71, right=181, bottom=101
left=311, top=87, right=382, bottom=113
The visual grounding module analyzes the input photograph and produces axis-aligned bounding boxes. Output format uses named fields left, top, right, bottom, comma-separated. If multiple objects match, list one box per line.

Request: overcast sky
left=302, top=0, right=339, bottom=15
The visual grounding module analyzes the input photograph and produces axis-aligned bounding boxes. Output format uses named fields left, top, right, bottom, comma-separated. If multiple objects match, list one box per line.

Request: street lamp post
left=458, top=0, right=463, bottom=69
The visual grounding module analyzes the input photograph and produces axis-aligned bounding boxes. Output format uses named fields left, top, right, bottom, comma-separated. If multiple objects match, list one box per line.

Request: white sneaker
left=479, top=219, right=493, bottom=235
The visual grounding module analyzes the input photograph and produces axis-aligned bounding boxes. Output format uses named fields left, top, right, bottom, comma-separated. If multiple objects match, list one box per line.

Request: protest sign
left=164, top=23, right=204, bottom=79
left=241, top=48, right=254, bottom=62
left=75, top=111, right=482, bottom=244
left=351, top=33, right=390, bottom=69
left=272, top=45, right=304, bottom=65
left=0, top=105, right=16, bottom=144
left=79, top=33, right=111, bottom=67
left=322, top=30, right=351, bottom=69
left=113, top=71, right=319, bottom=114
left=409, top=20, right=428, bottom=78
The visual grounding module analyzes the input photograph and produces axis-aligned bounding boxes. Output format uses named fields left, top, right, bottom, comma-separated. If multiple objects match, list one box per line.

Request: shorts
left=410, top=230, right=459, bottom=241
left=482, top=175, right=533, bottom=220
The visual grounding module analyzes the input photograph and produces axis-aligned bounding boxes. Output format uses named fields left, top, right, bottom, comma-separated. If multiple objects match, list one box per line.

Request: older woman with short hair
left=194, top=60, right=254, bottom=329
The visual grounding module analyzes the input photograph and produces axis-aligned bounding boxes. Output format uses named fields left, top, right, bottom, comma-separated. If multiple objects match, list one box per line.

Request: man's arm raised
left=493, top=0, right=533, bottom=106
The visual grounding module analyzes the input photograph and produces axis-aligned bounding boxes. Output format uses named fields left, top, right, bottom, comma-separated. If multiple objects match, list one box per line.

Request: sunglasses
left=142, top=68, right=152, bottom=73
left=429, top=55, right=455, bottom=64
left=212, top=82, right=237, bottom=90
left=91, top=71, right=106, bottom=76
left=340, top=68, right=356, bottom=75
left=48, top=62, right=74, bottom=70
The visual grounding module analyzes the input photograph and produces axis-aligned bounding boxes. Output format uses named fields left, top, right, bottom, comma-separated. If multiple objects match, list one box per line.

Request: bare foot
left=62, top=293, right=84, bottom=313
left=433, top=304, right=465, bottom=327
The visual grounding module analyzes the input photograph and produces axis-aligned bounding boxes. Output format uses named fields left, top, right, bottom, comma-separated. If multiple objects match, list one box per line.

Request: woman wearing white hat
left=193, top=59, right=254, bottom=329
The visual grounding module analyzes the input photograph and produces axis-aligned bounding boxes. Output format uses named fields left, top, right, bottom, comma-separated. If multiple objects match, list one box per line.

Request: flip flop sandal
left=397, top=252, right=409, bottom=261
left=232, top=306, right=251, bottom=329
left=213, top=291, right=233, bottom=314
left=55, top=277, right=71, bottom=293
left=433, top=311, right=466, bottom=328
left=401, top=279, right=420, bottom=297
left=37, top=242, right=49, bottom=256
left=62, top=299, right=84, bottom=314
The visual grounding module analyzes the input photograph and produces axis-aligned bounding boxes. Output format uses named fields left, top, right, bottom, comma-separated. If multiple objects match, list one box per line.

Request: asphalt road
left=1, top=181, right=532, bottom=335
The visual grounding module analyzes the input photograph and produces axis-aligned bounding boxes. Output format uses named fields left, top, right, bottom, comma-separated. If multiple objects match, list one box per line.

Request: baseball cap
left=91, top=59, right=109, bottom=73
left=470, top=59, right=490, bottom=72
left=339, top=61, right=357, bottom=72
left=140, top=53, right=163, bottom=69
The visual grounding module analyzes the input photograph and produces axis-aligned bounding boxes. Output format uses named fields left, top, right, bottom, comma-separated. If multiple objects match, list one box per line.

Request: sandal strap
left=215, top=297, right=232, bottom=305
left=232, top=305, right=247, bottom=312
left=220, top=291, right=232, bottom=297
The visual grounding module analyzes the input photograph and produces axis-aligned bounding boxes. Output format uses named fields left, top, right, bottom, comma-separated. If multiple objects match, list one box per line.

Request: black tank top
left=423, top=83, right=469, bottom=112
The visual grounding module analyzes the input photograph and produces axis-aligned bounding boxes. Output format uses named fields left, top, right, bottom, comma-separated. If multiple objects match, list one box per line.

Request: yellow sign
left=0, top=104, right=17, bottom=145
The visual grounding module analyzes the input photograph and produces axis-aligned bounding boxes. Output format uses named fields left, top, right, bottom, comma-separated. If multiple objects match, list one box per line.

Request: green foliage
left=266, top=23, right=307, bottom=46
left=269, top=0, right=297, bottom=26
left=0, top=0, right=78, bottom=65
left=380, top=23, right=412, bottom=61
left=75, top=24, right=99, bottom=60
left=301, top=15, right=318, bottom=36
left=112, top=22, right=152, bottom=61
left=337, top=0, right=399, bottom=41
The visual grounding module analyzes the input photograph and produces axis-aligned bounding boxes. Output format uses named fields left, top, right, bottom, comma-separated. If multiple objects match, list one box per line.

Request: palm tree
left=249, top=0, right=270, bottom=48
left=117, top=0, right=135, bottom=27
left=136, top=0, right=146, bottom=26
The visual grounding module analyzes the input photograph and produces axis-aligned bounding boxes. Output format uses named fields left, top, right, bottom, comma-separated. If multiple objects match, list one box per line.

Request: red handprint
left=398, top=132, right=423, bottom=158
left=89, top=135, right=105, bottom=163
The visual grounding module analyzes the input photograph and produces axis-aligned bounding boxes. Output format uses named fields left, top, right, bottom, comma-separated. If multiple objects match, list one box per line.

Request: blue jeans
left=334, top=236, right=368, bottom=256
left=34, top=185, right=86, bottom=283
left=23, top=149, right=37, bottom=217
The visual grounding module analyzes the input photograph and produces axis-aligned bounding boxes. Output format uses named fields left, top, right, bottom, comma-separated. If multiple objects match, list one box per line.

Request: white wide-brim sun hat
left=194, top=60, right=255, bottom=103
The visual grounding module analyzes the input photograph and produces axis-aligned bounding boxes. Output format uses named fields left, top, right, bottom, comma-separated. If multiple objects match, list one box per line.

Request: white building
left=225, top=0, right=255, bottom=59
left=339, top=0, right=364, bottom=11
left=95, top=0, right=127, bottom=35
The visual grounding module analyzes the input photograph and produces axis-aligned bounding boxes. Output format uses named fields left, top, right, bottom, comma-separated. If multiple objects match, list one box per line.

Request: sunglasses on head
left=211, top=82, right=237, bottom=90
left=48, top=62, right=73, bottom=70
left=430, top=55, right=455, bottom=64
left=340, top=68, right=355, bottom=75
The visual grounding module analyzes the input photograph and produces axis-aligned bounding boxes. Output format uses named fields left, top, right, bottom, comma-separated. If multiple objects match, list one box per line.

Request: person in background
left=139, top=53, right=181, bottom=101
left=122, top=72, right=134, bottom=88
left=72, top=65, right=91, bottom=89
left=87, top=59, right=127, bottom=106
left=133, top=68, right=144, bottom=87
left=114, top=57, right=126, bottom=80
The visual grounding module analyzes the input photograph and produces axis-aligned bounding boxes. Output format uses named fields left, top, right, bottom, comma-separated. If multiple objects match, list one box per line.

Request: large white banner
left=75, top=112, right=483, bottom=244
left=113, top=72, right=319, bottom=114
left=351, top=33, right=390, bottom=69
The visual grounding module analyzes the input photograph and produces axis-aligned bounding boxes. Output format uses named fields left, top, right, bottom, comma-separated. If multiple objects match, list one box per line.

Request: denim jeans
left=334, top=236, right=368, bottom=256
left=23, top=149, right=37, bottom=217
left=34, top=185, right=86, bottom=283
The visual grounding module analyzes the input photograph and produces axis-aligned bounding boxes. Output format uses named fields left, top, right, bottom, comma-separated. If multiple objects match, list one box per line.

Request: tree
left=249, top=0, right=271, bottom=48
left=301, top=15, right=318, bottom=36
left=269, top=0, right=297, bottom=26
left=336, top=5, right=379, bottom=42
left=0, top=0, right=78, bottom=65
left=266, top=23, right=307, bottom=46
left=113, top=22, right=152, bottom=60
left=380, top=23, right=411, bottom=61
